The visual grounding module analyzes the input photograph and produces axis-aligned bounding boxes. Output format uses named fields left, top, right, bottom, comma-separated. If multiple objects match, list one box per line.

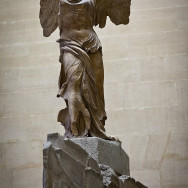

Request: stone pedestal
left=43, top=133, right=147, bottom=188
left=70, top=136, right=130, bottom=175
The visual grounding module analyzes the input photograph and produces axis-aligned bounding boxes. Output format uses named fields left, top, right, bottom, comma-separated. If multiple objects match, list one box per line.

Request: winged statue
left=39, top=0, right=131, bottom=140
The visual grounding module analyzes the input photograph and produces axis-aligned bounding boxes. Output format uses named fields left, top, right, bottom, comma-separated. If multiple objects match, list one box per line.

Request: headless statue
left=40, top=0, right=131, bottom=139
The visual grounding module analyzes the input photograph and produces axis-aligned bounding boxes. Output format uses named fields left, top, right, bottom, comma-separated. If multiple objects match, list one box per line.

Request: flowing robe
left=57, top=0, right=113, bottom=139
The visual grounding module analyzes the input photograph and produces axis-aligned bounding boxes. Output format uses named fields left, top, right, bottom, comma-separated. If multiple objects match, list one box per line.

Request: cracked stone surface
left=43, top=133, right=147, bottom=188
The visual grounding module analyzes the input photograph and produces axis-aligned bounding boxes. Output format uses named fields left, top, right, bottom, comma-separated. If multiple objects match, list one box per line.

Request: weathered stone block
left=43, top=133, right=147, bottom=188
left=70, top=137, right=129, bottom=175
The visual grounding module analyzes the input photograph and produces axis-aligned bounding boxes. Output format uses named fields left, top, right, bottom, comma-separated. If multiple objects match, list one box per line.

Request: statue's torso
left=58, top=0, right=101, bottom=53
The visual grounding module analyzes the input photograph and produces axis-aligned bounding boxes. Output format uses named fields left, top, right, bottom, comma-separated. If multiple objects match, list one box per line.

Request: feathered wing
left=39, top=0, right=59, bottom=37
left=93, top=0, right=131, bottom=28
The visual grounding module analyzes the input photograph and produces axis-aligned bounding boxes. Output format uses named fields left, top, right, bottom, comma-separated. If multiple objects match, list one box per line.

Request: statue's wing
left=39, top=0, right=59, bottom=37
left=94, top=0, right=131, bottom=28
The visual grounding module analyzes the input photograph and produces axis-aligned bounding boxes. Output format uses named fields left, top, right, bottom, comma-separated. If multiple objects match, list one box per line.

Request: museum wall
left=0, top=0, right=188, bottom=187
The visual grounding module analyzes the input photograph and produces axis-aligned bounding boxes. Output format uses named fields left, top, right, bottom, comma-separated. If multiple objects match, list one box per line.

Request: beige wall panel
left=132, top=8, right=176, bottom=21
left=0, top=20, right=40, bottom=34
left=170, top=106, right=188, bottom=125
left=106, top=108, right=169, bottom=136
left=0, top=7, right=38, bottom=22
left=105, top=83, right=131, bottom=110
left=0, top=90, right=65, bottom=118
left=0, top=45, right=29, bottom=58
left=0, top=67, right=20, bottom=92
left=13, top=167, right=42, bottom=188
left=0, top=0, right=39, bottom=11
left=4, top=141, right=42, bottom=169
left=101, top=32, right=167, bottom=60
left=177, top=6, right=188, bottom=29
left=160, top=159, right=188, bottom=187
left=0, top=144, right=4, bottom=164
left=132, top=18, right=177, bottom=34
left=128, top=134, right=149, bottom=170
left=165, top=54, right=188, bottom=80
left=130, top=81, right=177, bottom=108
left=0, top=169, right=13, bottom=188
left=0, top=63, right=59, bottom=93
left=29, top=41, right=59, bottom=57
left=0, top=20, right=58, bottom=45
left=133, top=0, right=188, bottom=10
left=0, top=118, right=28, bottom=143
left=104, top=58, right=140, bottom=83
left=176, top=80, right=188, bottom=107
left=166, top=131, right=188, bottom=159
left=0, top=55, right=58, bottom=69
left=131, top=170, right=161, bottom=188
left=141, top=56, right=165, bottom=81
left=0, top=115, right=63, bottom=143
left=165, top=29, right=188, bottom=55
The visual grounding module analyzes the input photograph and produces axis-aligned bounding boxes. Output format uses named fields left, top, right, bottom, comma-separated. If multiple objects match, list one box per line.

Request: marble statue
left=39, top=0, right=131, bottom=140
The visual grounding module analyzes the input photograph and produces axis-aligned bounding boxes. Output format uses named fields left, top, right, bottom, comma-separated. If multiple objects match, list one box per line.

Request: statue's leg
left=58, top=51, right=88, bottom=137
left=88, top=49, right=107, bottom=126
left=88, top=49, right=105, bottom=106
